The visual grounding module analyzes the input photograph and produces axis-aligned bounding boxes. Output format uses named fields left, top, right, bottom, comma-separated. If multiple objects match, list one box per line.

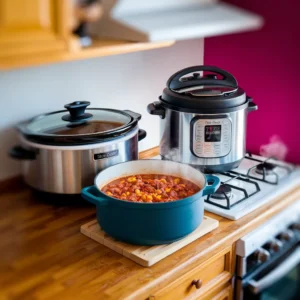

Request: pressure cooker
left=147, top=66, right=258, bottom=172
left=9, top=101, right=146, bottom=194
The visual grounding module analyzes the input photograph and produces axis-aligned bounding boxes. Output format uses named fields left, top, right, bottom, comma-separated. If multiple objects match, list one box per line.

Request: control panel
left=192, top=117, right=232, bottom=158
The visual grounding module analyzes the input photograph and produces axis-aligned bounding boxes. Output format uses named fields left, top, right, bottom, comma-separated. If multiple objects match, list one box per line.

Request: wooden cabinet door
left=201, top=281, right=233, bottom=300
left=0, top=0, right=70, bottom=58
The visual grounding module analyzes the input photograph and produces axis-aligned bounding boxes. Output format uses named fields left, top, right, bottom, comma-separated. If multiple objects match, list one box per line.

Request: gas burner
left=255, top=162, right=276, bottom=176
left=211, top=185, right=232, bottom=200
left=204, top=172, right=260, bottom=210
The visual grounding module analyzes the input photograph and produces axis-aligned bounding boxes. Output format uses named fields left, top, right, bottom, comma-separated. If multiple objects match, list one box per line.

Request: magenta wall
left=204, top=0, right=300, bottom=163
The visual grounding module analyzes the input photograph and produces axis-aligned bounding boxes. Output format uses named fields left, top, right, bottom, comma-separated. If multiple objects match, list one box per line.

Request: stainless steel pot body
left=159, top=108, right=248, bottom=172
left=17, top=128, right=141, bottom=194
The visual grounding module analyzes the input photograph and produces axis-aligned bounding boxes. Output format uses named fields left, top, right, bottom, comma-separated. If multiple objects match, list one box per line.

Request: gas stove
left=153, top=153, right=300, bottom=220
left=202, top=153, right=300, bottom=220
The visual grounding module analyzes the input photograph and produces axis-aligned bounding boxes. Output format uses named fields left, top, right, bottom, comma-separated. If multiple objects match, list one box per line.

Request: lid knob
left=62, top=101, right=93, bottom=122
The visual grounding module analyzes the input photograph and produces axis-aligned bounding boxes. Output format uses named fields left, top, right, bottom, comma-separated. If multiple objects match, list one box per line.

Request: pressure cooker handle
left=62, top=101, right=93, bottom=122
left=147, top=101, right=165, bottom=119
left=167, top=66, right=238, bottom=91
left=247, top=96, right=258, bottom=113
left=9, top=145, right=36, bottom=160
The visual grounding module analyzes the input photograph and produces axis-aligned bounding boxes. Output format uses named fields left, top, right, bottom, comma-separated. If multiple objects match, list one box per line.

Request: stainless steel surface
left=254, top=248, right=271, bottom=264
left=248, top=247, right=300, bottom=294
left=159, top=108, right=247, bottom=171
left=19, top=129, right=139, bottom=194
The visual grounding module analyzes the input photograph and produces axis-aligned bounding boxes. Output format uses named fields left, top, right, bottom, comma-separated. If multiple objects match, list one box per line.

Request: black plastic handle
left=147, top=102, right=165, bottom=119
left=167, top=65, right=238, bottom=91
left=123, top=110, right=142, bottom=121
left=62, top=101, right=93, bottom=122
left=247, top=96, right=258, bottom=113
left=138, top=129, right=147, bottom=141
left=9, top=146, right=36, bottom=160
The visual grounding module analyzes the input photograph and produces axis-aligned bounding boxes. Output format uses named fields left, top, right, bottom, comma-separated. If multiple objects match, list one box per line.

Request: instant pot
left=10, top=101, right=146, bottom=194
left=147, top=66, right=258, bottom=172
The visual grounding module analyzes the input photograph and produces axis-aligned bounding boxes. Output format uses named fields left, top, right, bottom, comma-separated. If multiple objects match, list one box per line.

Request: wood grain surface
left=0, top=147, right=299, bottom=300
left=80, top=216, right=219, bottom=267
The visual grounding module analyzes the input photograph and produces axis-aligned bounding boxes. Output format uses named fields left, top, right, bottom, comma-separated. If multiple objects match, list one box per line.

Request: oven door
left=237, top=246, right=300, bottom=300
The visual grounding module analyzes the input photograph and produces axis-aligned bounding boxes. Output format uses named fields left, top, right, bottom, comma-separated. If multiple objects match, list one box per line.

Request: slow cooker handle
left=167, top=66, right=238, bottom=91
left=138, top=129, right=147, bottom=141
left=123, top=110, right=142, bottom=121
left=9, top=145, right=36, bottom=160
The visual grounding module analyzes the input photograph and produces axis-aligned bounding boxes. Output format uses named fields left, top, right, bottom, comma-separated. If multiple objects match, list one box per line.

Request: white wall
left=0, top=39, right=204, bottom=181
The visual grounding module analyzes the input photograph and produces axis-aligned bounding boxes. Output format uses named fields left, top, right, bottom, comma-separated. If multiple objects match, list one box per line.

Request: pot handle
left=247, top=96, right=258, bottom=113
left=138, top=129, right=147, bottom=141
left=9, top=145, right=36, bottom=160
left=202, top=175, right=221, bottom=196
left=147, top=101, right=165, bottom=119
left=123, top=110, right=142, bottom=121
left=81, top=186, right=109, bottom=206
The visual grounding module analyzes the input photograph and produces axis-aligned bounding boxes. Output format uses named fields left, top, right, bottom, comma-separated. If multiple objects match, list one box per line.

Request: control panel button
left=253, top=248, right=271, bottom=264
left=263, top=239, right=283, bottom=253
left=277, top=229, right=295, bottom=242
left=192, top=117, right=232, bottom=158
left=289, top=223, right=300, bottom=231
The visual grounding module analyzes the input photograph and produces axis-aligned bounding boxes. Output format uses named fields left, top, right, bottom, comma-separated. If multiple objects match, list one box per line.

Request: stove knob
left=264, top=239, right=283, bottom=253
left=289, top=223, right=300, bottom=231
left=254, top=248, right=271, bottom=264
left=277, top=229, right=295, bottom=242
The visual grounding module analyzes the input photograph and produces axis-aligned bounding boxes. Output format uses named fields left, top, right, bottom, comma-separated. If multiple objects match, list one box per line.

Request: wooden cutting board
left=81, top=216, right=219, bottom=267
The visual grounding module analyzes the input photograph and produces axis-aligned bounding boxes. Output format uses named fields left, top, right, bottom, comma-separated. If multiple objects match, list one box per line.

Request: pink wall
left=204, top=0, right=300, bottom=163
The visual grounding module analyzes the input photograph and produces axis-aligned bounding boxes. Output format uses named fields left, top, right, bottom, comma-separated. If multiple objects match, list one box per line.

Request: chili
left=101, top=174, right=200, bottom=203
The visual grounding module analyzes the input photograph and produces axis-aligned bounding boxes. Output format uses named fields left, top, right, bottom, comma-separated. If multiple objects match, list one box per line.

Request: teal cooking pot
left=82, top=160, right=220, bottom=245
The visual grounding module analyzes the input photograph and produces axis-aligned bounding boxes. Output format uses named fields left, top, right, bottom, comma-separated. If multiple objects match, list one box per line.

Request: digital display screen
left=205, top=125, right=221, bottom=142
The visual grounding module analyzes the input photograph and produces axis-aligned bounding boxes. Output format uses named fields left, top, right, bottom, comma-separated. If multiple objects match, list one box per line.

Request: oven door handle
left=248, top=247, right=300, bottom=294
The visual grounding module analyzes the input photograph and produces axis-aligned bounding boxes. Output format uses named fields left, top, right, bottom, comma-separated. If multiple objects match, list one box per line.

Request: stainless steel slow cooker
left=10, top=101, right=146, bottom=194
left=147, top=66, right=257, bottom=172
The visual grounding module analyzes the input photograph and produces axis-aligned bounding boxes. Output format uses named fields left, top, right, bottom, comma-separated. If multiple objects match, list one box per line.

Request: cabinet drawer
left=153, top=247, right=233, bottom=299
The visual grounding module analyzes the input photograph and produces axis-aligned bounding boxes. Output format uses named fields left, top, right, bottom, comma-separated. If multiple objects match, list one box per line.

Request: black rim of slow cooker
left=18, top=108, right=139, bottom=146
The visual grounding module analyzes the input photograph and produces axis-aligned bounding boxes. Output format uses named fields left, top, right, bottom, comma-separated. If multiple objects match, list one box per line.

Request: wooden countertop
left=1, top=147, right=299, bottom=300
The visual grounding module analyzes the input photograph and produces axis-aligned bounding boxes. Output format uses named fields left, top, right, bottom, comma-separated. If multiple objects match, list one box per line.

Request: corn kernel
left=147, top=195, right=153, bottom=201
left=165, top=188, right=171, bottom=193
left=135, top=189, right=141, bottom=195
left=126, top=191, right=130, bottom=195
left=156, top=189, right=162, bottom=194
left=121, top=193, right=126, bottom=197
left=142, top=195, right=147, bottom=200
left=156, top=195, right=162, bottom=199
left=107, top=192, right=113, bottom=196
left=160, top=178, right=167, bottom=184
left=174, top=178, right=180, bottom=184
left=120, top=180, right=125, bottom=184
left=127, top=177, right=137, bottom=183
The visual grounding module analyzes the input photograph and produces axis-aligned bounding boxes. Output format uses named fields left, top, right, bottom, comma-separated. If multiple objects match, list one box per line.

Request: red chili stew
left=101, top=174, right=201, bottom=203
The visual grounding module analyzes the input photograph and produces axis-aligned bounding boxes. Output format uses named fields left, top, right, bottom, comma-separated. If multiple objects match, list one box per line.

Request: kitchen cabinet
left=0, top=0, right=174, bottom=70
left=149, top=246, right=234, bottom=299
left=0, top=0, right=70, bottom=57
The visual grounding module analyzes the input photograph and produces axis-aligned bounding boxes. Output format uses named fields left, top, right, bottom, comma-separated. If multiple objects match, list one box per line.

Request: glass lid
left=19, top=101, right=141, bottom=145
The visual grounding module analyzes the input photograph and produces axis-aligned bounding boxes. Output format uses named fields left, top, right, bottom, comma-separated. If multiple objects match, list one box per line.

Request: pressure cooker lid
left=18, top=101, right=141, bottom=145
left=161, top=66, right=247, bottom=110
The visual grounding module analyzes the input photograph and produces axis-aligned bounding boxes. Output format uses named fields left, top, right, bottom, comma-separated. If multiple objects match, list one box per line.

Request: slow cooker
left=147, top=65, right=258, bottom=172
left=10, top=101, right=146, bottom=194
